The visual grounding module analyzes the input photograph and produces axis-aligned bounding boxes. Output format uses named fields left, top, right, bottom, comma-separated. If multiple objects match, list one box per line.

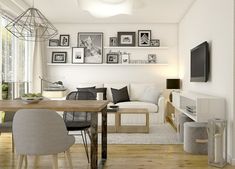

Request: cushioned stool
left=184, top=122, right=208, bottom=154
left=177, top=113, right=193, bottom=142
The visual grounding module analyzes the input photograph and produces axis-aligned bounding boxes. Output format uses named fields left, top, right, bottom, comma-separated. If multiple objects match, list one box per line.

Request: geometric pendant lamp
left=5, top=8, right=57, bottom=41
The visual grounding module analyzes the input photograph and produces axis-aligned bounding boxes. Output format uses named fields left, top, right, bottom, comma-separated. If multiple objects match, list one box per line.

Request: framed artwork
left=148, top=54, right=157, bottom=63
left=107, top=53, right=119, bottom=64
left=52, top=52, right=67, bottom=63
left=138, top=30, right=151, bottom=47
left=78, top=32, right=103, bottom=64
left=49, top=39, right=59, bottom=46
left=117, top=32, right=136, bottom=46
left=109, top=37, right=118, bottom=46
left=72, top=47, right=85, bottom=64
left=59, top=34, right=70, bottom=46
left=121, top=54, right=129, bottom=64
left=150, top=39, right=160, bottom=47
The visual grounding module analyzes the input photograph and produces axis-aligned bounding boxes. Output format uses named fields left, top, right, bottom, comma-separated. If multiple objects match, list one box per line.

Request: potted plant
left=2, top=83, right=8, bottom=99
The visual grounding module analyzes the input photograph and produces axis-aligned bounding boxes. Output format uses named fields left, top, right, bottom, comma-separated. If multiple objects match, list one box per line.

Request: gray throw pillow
left=111, top=86, right=130, bottom=104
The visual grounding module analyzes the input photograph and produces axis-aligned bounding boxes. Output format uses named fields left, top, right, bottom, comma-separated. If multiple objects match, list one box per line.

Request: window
left=0, top=15, right=31, bottom=99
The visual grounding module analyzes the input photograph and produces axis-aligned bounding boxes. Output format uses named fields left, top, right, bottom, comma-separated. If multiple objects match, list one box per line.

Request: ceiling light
left=5, top=7, right=57, bottom=41
left=79, top=0, right=133, bottom=18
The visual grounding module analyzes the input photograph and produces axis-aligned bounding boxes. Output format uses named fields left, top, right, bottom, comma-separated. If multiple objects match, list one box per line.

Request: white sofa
left=77, top=83, right=165, bottom=126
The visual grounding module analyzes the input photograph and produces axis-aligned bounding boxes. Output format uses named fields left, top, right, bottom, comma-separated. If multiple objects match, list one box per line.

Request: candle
left=214, top=133, right=223, bottom=163
left=96, top=92, right=103, bottom=100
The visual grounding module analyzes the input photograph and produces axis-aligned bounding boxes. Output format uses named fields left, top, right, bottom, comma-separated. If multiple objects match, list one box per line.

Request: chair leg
left=52, top=154, right=58, bottom=169
left=33, top=155, right=39, bottom=168
left=16, top=155, right=24, bottom=169
left=24, top=155, right=28, bottom=168
left=81, top=130, right=89, bottom=163
left=65, top=149, right=73, bottom=169
left=12, top=134, right=15, bottom=153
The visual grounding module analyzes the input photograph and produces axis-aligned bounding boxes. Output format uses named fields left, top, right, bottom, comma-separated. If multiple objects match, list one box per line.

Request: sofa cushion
left=104, top=83, right=129, bottom=102
left=139, top=86, right=160, bottom=104
left=111, top=86, right=130, bottom=104
left=130, top=83, right=159, bottom=101
left=115, top=101, right=158, bottom=113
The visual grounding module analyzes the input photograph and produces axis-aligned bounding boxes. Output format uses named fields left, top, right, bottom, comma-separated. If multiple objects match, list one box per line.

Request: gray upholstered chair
left=0, top=111, right=16, bottom=152
left=13, top=109, right=75, bottom=169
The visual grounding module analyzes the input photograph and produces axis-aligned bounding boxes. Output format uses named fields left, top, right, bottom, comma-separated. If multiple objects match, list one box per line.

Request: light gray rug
left=74, top=123, right=182, bottom=144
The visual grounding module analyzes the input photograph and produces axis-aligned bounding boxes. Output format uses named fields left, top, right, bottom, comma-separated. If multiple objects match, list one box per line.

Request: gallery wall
left=46, top=23, right=178, bottom=91
left=178, top=0, right=234, bottom=163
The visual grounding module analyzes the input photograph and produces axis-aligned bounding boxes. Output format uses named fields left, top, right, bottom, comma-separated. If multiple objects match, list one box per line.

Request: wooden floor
left=0, top=134, right=234, bottom=169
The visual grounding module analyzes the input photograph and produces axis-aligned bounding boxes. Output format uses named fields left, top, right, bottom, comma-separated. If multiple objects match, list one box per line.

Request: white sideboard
left=172, top=91, right=225, bottom=122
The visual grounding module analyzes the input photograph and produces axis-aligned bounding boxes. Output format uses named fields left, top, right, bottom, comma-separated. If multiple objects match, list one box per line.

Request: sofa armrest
left=157, top=95, right=165, bottom=124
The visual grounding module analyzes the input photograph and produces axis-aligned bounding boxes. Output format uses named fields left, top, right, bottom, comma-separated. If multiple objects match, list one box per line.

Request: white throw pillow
left=139, top=87, right=160, bottom=104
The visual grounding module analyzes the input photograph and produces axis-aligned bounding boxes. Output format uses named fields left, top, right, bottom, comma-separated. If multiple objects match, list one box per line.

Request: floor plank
left=0, top=134, right=234, bottom=169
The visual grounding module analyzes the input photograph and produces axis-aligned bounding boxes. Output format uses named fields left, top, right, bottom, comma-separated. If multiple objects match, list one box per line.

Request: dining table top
left=0, top=100, right=109, bottom=112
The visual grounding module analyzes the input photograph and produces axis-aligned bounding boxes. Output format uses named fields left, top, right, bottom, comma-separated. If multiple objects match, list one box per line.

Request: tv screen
left=190, top=41, right=209, bottom=82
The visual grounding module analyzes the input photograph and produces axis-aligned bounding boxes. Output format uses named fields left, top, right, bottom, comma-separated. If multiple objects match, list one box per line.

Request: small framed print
left=109, top=37, right=118, bottom=46
left=150, top=39, right=160, bottom=47
left=59, top=34, right=70, bottom=46
left=52, top=52, right=67, bottom=63
left=138, top=30, right=151, bottom=47
left=148, top=54, right=157, bottom=63
left=117, top=32, right=136, bottom=46
left=72, top=47, right=85, bottom=64
left=49, top=39, right=59, bottom=46
left=122, top=54, right=129, bottom=64
left=107, top=53, right=119, bottom=64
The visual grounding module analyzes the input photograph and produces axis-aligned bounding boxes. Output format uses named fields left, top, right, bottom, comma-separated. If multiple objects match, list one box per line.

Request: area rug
left=74, top=123, right=182, bottom=144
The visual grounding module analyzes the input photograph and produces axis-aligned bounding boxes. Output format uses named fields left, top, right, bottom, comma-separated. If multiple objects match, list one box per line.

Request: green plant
left=2, top=83, right=8, bottom=91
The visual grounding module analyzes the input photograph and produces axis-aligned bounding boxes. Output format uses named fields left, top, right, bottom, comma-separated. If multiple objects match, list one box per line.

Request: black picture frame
left=52, top=52, right=67, bottom=63
left=138, top=30, right=151, bottom=47
left=107, top=53, right=119, bottom=64
left=117, top=32, right=136, bottom=46
left=49, top=39, right=59, bottom=46
left=109, top=37, right=118, bottom=46
left=72, top=47, right=85, bottom=64
left=77, top=32, right=103, bottom=64
left=59, top=34, right=70, bottom=46
left=150, top=39, right=160, bottom=47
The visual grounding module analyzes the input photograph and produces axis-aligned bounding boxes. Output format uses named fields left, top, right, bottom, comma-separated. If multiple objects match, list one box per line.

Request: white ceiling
left=21, top=0, right=195, bottom=23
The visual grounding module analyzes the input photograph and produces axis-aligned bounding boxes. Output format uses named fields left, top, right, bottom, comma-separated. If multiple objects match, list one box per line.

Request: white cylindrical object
left=96, top=92, right=103, bottom=100
left=214, top=133, right=223, bottom=163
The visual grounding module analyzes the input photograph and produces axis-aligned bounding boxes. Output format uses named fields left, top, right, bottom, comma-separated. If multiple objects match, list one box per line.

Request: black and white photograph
left=52, top=52, right=67, bottom=63
left=138, top=30, right=151, bottom=47
left=109, top=37, right=118, bottom=46
left=121, top=54, right=130, bottom=64
left=78, top=32, right=103, bottom=64
left=150, top=39, right=160, bottom=47
left=107, top=53, right=119, bottom=64
left=117, top=32, right=136, bottom=46
left=72, top=47, right=85, bottom=64
left=148, top=54, right=157, bottom=63
left=49, top=39, right=59, bottom=46
left=59, top=34, right=70, bottom=46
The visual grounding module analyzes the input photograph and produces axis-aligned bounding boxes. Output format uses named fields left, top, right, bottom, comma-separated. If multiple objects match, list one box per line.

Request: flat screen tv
left=190, top=41, right=209, bottom=82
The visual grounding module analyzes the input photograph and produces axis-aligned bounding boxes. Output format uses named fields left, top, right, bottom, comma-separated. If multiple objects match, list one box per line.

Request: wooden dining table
left=0, top=100, right=109, bottom=169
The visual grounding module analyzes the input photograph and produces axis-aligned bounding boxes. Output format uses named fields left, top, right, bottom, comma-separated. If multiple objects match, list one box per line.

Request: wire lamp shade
left=5, top=8, right=58, bottom=41
left=166, top=79, right=180, bottom=89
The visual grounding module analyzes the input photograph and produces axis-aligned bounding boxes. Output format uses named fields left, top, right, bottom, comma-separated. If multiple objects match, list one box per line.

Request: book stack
left=186, top=106, right=196, bottom=114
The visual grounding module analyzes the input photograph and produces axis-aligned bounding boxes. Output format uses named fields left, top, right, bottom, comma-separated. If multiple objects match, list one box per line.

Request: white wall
left=46, top=23, right=178, bottom=91
left=178, top=0, right=234, bottom=162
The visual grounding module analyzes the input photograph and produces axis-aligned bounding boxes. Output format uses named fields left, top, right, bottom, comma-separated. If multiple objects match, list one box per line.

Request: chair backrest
left=13, top=109, right=71, bottom=155
left=64, top=91, right=96, bottom=122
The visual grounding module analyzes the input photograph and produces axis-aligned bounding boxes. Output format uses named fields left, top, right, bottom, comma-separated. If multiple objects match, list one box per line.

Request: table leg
left=90, top=112, right=98, bottom=169
left=101, top=106, right=107, bottom=159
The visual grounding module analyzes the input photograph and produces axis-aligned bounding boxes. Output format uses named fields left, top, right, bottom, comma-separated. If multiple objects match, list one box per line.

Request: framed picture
left=150, top=39, right=160, bottom=47
left=138, top=30, right=151, bottom=47
left=107, top=53, right=119, bottom=64
left=122, top=54, right=129, bottom=64
left=109, top=37, right=118, bottom=46
left=72, top=47, right=85, bottom=64
left=59, top=34, right=70, bottom=46
left=148, top=54, right=157, bottom=63
left=117, top=32, right=136, bottom=46
left=78, top=32, right=103, bottom=64
left=52, top=52, right=67, bottom=63
left=49, top=39, right=59, bottom=46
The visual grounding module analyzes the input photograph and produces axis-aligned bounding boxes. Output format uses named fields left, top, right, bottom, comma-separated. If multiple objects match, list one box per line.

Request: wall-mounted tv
left=190, top=41, right=209, bottom=82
